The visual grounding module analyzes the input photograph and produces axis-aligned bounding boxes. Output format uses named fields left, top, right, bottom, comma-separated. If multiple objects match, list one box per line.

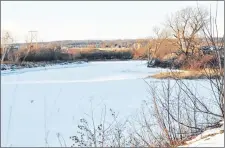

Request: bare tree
left=197, top=2, right=224, bottom=118
left=167, top=7, right=209, bottom=56
left=134, top=5, right=224, bottom=147
left=147, top=26, right=169, bottom=66
left=1, top=30, right=14, bottom=62
left=20, top=35, right=34, bottom=64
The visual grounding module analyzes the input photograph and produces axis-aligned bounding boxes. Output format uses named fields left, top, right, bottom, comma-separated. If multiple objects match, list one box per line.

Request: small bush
left=183, top=55, right=218, bottom=70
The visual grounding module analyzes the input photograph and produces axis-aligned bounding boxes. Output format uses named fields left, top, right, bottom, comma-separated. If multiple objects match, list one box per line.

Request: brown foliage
left=184, top=55, right=217, bottom=70
left=172, top=53, right=218, bottom=70
left=133, top=39, right=179, bottom=60
left=152, top=39, right=178, bottom=59
left=133, top=47, right=147, bottom=59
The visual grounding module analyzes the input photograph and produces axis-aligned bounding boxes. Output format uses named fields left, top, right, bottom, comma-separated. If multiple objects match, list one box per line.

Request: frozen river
left=1, top=61, right=216, bottom=147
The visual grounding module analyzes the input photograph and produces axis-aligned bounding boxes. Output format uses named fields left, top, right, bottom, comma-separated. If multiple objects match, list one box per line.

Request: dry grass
left=151, top=68, right=223, bottom=79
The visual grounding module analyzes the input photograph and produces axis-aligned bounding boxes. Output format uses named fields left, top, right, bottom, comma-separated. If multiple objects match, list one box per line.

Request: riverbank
left=1, top=59, right=142, bottom=71
left=1, top=60, right=86, bottom=71
left=150, top=68, right=222, bottom=79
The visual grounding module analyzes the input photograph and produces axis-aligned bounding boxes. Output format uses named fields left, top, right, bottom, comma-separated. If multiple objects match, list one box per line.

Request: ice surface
left=1, top=60, right=219, bottom=147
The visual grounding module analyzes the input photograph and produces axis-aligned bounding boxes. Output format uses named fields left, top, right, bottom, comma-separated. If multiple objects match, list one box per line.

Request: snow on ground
left=180, top=121, right=224, bottom=147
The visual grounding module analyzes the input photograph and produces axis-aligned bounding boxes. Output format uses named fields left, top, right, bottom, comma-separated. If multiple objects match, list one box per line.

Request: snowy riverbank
left=179, top=121, right=224, bottom=147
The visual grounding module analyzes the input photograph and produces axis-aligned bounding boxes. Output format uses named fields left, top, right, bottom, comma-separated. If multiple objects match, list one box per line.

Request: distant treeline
left=14, top=48, right=133, bottom=62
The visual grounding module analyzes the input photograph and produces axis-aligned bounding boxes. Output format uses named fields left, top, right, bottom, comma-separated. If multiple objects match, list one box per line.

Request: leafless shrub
left=70, top=104, right=129, bottom=147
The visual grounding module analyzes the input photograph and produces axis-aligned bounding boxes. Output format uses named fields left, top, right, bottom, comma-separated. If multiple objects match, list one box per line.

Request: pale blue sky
left=1, top=1, right=224, bottom=43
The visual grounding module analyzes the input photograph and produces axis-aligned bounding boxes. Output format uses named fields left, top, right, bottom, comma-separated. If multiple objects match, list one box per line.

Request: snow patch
left=180, top=121, right=224, bottom=147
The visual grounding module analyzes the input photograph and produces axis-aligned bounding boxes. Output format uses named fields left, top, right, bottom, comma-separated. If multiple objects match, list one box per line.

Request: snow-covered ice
left=1, top=61, right=220, bottom=147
